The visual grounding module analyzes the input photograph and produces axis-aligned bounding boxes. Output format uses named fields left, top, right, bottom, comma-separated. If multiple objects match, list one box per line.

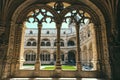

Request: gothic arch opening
left=68, top=50, right=76, bottom=66
left=5, top=0, right=111, bottom=79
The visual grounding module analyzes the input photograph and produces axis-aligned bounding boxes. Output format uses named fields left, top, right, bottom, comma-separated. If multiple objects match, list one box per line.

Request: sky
left=25, top=21, right=69, bottom=29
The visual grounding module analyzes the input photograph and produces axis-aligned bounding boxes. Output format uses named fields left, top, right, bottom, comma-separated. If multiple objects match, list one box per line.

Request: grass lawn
left=23, top=64, right=76, bottom=70
left=42, top=65, right=76, bottom=70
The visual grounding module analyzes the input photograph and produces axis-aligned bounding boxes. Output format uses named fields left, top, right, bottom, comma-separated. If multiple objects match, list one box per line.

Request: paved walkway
left=20, top=66, right=46, bottom=70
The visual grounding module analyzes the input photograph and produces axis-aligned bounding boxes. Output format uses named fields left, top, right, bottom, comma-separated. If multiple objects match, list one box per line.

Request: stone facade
left=20, top=23, right=97, bottom=71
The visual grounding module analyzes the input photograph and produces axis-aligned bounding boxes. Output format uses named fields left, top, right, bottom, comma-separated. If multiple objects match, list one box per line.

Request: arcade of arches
left=0, top=0, right=120, bottom=80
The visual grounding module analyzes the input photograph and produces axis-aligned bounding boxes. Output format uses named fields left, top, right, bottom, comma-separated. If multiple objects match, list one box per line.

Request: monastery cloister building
left=20, top=22, right=97, bottom=71
left=0, top=0, right=120, bottom=80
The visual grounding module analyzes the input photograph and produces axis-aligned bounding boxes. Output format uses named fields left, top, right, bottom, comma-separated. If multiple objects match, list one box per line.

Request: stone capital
left=56, top=22, right=62, bottom=28
left=38, top=24, right=42, bottom=29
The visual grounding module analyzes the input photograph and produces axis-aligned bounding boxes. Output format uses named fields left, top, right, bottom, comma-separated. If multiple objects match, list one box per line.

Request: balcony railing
left=25, top=33, right=77, bottom=37
left=24, top=46, right=77, bottom=49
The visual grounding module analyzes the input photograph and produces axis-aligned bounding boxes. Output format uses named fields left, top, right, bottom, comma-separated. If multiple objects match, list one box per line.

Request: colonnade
left=33, top=23, right=81, bottom=71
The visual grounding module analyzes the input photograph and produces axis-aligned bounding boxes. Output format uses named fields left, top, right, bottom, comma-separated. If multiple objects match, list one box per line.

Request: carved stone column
left=94, top=24, right=104, bottom=78
left=2, top=21, right=16, bottom=79
left=90, top=23, right=97, bottom=70
left=19, top=24, right=26, bottom=69
left=11, top=25, right=17, bottom=75
left=14, top=24, right=23, bottom=73
left=35, top=24, right=42, bottom=71
left=75, top=23, right=81, bottom=71
left=55, top=23, right=62, bottom=70
left=51, top=38, right=54, bottom=47
left=50, top=53, right=54, bottom=63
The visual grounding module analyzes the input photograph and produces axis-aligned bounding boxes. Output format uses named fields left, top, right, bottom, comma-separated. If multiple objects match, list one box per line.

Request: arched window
left=41, top=39, right=51, bottom=46
left=41, top=42, right=45, bottom=46
left=61, top=54, right=64, bottom=61
left=27, top=42, right=31, bottom=46
left=54, top=54, right=56, bottom=61
left=32, top=42, right=36, bottom=46
left=48, top=54, right=50, bottom=61
left=68, top=50, right=76, bottom=65
left=46, top=42, right=51, bottom=46
left=31, top=54, right=36, bottom=61
left=25, top=54, right=30, bottom=61
left=40, top=54, right=43, bottom=61
left=61, top=42, right=64, bottom=46
left=25, top=51, right=36, bottom=62
left=40, top=51, right=51, bottom=62
left=26, top=39, right=36, bottom=46
left=60, top=39, right=64, bottom=46
left=63, top=31, right=66, bottom=34
left=46, top=31, right=49, bottom=34
left=54, top=42, right=56, bottom=46
left=29, top=30, right=33, bottom=34
left=67, top=40, right=75, bottom=46
left=54, top=39, right=57, bottom=46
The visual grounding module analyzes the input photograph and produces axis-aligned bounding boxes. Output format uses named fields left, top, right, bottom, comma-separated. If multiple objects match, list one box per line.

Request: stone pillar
left=9, top=22, right=17, bottom=76
left=2, top=21, right=17, bottom=79
left=90, top=24, right=98, bottom=70
left=64, top=37, right=68, bottom=48
left=81, top=51, right=83, bottom=67
left=50, top=53, right=54, bottom=64
left=14, top=24, right=23, bottom=73
left=51, top=38, right=54, bottom=47
left=10, top=23, right=22, bottom=76
left=19, top=24, right=26, bottom=69
left=55, top=23, right=62, bottom=70
left=93, top=24, right=103, bottom=76
left=35, top=24, right=42, bottom=71
left=75, top=24, right=81, bottom=71
left=87, top=49, right=89, bottom=66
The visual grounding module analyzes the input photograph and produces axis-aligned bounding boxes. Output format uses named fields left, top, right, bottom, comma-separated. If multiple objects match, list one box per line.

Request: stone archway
left=2, top=0, right=111, bottom=79
left=68, top=50, right=76, bottom=65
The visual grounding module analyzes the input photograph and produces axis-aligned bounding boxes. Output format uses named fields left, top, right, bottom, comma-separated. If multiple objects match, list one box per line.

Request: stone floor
left=10, top=78, right=104, bottom=80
